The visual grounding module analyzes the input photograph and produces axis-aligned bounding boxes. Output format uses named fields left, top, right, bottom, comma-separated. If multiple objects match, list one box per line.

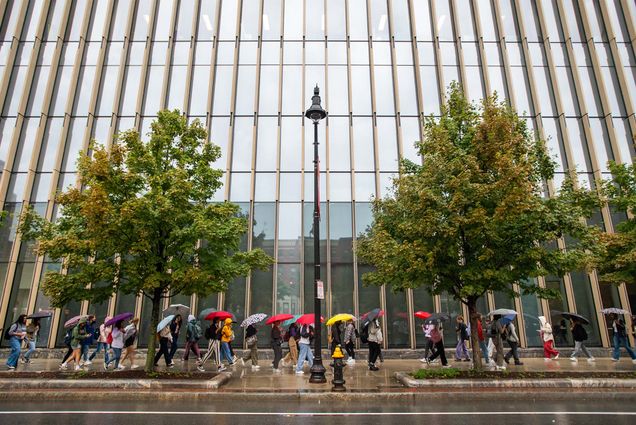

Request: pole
left=309, top=119, right=326, bottom=383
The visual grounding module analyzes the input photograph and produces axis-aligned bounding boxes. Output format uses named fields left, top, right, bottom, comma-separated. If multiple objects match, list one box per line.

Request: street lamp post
left=305, top=85, right=327, bottom=384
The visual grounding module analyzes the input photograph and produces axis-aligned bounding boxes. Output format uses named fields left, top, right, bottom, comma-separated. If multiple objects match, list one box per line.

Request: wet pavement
left=0, top=397, right=635, bottom=424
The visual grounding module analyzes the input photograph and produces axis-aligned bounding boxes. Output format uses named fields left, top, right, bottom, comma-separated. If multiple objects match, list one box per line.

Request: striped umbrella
left=240, top=313, right=268, bottom=328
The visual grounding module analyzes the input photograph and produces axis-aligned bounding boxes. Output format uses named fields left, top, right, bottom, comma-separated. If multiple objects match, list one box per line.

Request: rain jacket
left=98, top=321, right=112, bottom=343
left=368, top=320, right=383, bottom=344
left=506, top=322, right=519, bottom=343
left=71, top=324, right=89, bottom=347
left=538, top=316, right=554, bottom=342
left=110, top=327, right=124, bottom=349
left=81, top=321, right=96, bottom=346
left=344, top=322, right=356, bottom=344
left=221, top=319, right=233, bottom=343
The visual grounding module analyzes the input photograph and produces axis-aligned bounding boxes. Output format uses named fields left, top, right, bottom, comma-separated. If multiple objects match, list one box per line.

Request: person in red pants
left=539, top=316, right=560, bottom=361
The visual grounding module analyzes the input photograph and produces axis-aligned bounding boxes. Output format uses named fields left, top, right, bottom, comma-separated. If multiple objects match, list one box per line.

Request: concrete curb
left=0, top=372, right=232, bottom=390
left=395, top=371, right=636, bottom=389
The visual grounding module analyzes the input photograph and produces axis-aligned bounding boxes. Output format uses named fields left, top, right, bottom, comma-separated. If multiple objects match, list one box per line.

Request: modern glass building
left=0, top=0, right=635, bottom=350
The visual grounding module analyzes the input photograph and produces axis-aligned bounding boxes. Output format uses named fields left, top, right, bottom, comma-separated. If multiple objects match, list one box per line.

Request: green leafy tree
left=19, top=110, right=273, bottom=371
left=356, top=84, right=600, bottom=369
left=596, top=160, right=636, bottom=286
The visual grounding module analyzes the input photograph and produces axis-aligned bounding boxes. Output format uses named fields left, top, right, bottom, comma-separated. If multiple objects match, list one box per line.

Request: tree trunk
left=467, top=297, right=483, bottom=371
left=144, top=289, right=163, bottom=372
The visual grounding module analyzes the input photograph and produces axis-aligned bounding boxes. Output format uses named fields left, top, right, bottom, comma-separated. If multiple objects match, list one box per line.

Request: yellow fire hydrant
left=331, top=345, right=346, bottom=392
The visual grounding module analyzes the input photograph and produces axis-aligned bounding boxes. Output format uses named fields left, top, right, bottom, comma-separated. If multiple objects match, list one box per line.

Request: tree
left=19, top=110, right=273, bottom=371
left=596, top=160, right=636, bottom=286
left=356, top=84, right=600, bottom=369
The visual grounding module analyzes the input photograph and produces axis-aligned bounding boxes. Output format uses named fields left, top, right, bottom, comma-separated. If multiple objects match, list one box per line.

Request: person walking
left=503, top=319, right=524, bottom=366
left=241, top=324, right=260, bottom=370
left=539, top=316, right=560, bottom=361
left=182, top=315, right=203, bottom=364
left=89, top=316, right=111, bottom=368
left=343, top=320, right=357, bottom=364
left=367, top=319, right=383, bottom=371
left=295, top=324, right=314, bottom=375
left=119, top=317, right=139, bottom=369
left=22, top=318, right=40, bottom=364
left=475, top=313, right=489, bottom=365
left=488, top=315, right=507, bottom=370
left=199, top=319, right=221, bottom=371
left=330, top=321, right=343, bottom=356
left=426, top=321, right=449, bottom=368
left=420, top=322, right=437, bottom=363
left=59, top=326, right=74, bottom=369
left=5, top=314, right=27, bottom=370
left=69, top=318, right=90, bottom=371
left=220, top=318, right=235, bottom=367
left=167, top=314, right=182, bottom=366
left=569, top=318, right=594, bottom=363
left=283, top=322, right=299, bottom=367
left=154, top=321, right=173, bottom=368
left=271, top=320, right=283, bottom=373
left=454, top=315, right=470, bottom=361
left=80, top=315, right=96, bottom=366
left=610, top=314, right=636, bottom=363
left=107, top=320, right=125, bottom=370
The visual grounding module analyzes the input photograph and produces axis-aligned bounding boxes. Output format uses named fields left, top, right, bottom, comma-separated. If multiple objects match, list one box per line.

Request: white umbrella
left=600, top=308, right=631, bottom=315
left=488, top=309, right=517, bottom=316
left=163, top=304, right=190, bottom=318
left=240, top=313, right=268, bottom=328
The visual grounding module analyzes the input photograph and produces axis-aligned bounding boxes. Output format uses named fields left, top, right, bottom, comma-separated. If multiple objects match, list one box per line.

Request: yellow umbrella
left=326, top=313, right=356, bottom=326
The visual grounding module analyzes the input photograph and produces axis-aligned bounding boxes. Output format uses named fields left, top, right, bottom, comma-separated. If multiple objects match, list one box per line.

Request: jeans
left=504, top=341, right=521, bottom=363
left=368, top=341, right=382, bottom=365
left=455, top=339, right=470, bottom=360
left=423, top=337, right=436, bottom=358
left=80, top=344, right=90, bottom=362
left=154, top=337, right=171, bottom=366
left=478, top=340, right=489, bottom=363
left=168, top=334, right=179, bottom=362
left=89, top=342, right=110, bottom=364
left=427, top=340, right=447, bottom=366
left=24, top=340, right=36, bottom=360
left=571, top=340, right=593, bottom=359
left=296, top=342, right=313, bottom=372
left=612, top=334, right=636, bottom=360
left=220, top=341, right=233, bottom=364
left=6, top=337, right=21, bottom=367
left=272, top=341, right=283, bottom=369
left=109, top=347, right=122, bottom=368
left=182, top=340, right=201, bottom=360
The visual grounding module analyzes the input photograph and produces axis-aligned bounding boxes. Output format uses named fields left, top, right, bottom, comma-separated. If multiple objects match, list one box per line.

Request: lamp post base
left=309, top=361, right=327, bottom=384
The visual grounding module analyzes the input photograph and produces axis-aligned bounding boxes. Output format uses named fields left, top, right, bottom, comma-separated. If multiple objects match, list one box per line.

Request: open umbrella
left=198, top=307, right=216, bottom=321
left=240, top=313, right=268, bottom=328
left=499, top=314, right=517, bottom=326
left=296, top=313, right=324, bottom=326
left=64, top=315, right=89, bottom=329
left=282, top=314, right=302, bottom=327
left=26, top=310, right=53, bottom=319
left=424, top=313, right=450, bottom=324
left=556, top=312, right=590, bottom=325
left=488, top=308, right=517, bottom=316
left=361, top=308, right=384, bottom=324
left=104, top=312, right=133, bottom=326
left=414, top=311, right=432, bottom=320
left=326, top=313, right=356, bottom=327
left=157, top=314, right=175, bottom=332
left=601, top=307, right=631, bottom=315
left=163, top=304, right=190, bottom=318
left=266, top=313, right=295, bottom=325
left=205, top=310, right=234, bottom=321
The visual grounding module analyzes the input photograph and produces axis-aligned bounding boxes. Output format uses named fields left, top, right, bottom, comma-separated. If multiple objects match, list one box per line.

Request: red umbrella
left=296, top=313, right=324, bottom=326
left=265, top=313, right=295, bottom=325
left=415, top=311, right=432, bottom=319
left=204, top=310, right=234, bottom=321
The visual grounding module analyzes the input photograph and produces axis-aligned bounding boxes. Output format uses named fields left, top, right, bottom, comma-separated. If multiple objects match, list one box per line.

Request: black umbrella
left=26, top=310, right=53, bottom=319
left=424, top=313, right=450, bottom=324
left=559, top=312, right=590, bottom=325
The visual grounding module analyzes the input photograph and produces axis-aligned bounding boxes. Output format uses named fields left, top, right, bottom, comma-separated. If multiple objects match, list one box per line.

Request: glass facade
left=0, top=0, right=634, bottom=349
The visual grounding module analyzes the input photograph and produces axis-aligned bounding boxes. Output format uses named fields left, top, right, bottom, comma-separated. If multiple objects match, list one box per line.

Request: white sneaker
left=251, top=365, right=260, bottom=371
left=197, top=365, right=205, bottom=372
left=544, top=358, right=551, bottom=362
left=74, top=365, right=81, bottom=371
left=419, top=358, right=428, bottom=363
left=587, top=358, right=595, bottom=363
left=84, top=360, right=92, bottom=365
left=611, top=358, right=619, bottom=362
left=79, top=361, right=85, bottom=366
left=117, top=365, right=126, bottom=370
left=218, top=365, right=227, bottom=372
left=273, top=368, right=281, bottom=373
left=131, top=364, right=139, bottom=369
left=295, top=370, right=304, bottom=375
left=496, top=365, right=506, bottom=371
left=569, top=357, right=577, bottom=362
left=59, top=363, right=68, bottom=370
left=554, top=354, right=559, bottom=360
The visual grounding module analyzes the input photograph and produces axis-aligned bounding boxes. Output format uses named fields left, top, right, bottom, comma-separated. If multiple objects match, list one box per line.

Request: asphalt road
left=1, top=397, right=636, bottom=424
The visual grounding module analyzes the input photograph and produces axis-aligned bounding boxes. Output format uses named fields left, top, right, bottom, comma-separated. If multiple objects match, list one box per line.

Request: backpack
left=581, top=326, right=588, bottom=341
left=360, top=324, right=369, bottom=344
left=354, top=327, right=360, bottom=339
left=488, top=323, right=497, bottom=337
left=204, top=325, right=214, bottom=340
left=63, top=328, right=73, bottom=346
left=192, top=322, right=203, bottom=340
left=3, top=323, right=16, bottom=340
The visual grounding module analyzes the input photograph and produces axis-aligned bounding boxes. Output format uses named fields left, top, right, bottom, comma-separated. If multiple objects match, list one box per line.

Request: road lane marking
left=1, top=411, right=635, bottom=416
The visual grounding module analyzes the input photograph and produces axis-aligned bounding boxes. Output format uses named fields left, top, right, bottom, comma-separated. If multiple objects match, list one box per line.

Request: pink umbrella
left=265, top=314, right=295, bottom=325
left=64, top=315, right=89, bottom=329
left=296, top=313, right=324, bottom=326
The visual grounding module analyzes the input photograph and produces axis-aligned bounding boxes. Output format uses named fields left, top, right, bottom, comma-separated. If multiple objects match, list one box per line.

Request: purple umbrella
left=104, top=312, right=133, bottom=326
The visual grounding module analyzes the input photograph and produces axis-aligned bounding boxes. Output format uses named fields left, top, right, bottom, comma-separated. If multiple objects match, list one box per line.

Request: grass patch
left=411, top=368, right=461, bottom=379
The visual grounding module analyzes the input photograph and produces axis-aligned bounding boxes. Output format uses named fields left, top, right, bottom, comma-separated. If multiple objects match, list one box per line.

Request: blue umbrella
left=500, top=314, right=516, bottom=326
left=157, top=314, right=175, bottom=332
left=282, top=314, right=302, bottom=327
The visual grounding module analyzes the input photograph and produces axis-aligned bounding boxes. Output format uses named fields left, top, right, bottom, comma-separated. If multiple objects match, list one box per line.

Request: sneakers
left=59, top=363, right=68, bottom=370
left=272, top=368, right=282, bottom=373
left=197, top=365, right=205, bottom=372
left=503, top=357, right=510, bottom=364
left=442, top=365, right=452, bottom=369
left=295, top=370, right=304, bottom=375
left=569, top=357, right=578, bottom=362
left=168, top=360, right=175, bottom=366
left=84, top=360, right=92, bottom=365
left=218, top=365, right=227, bottom=372
left=117, top=365, right=126, bottom=370
left=131, top=364, right=139, bottom=369
left=74, top=365, right=81, bottom=371
left=368, top=363, right=379, bottom=371
left=167, top=364, right=174, bottom=369
left=7, top=366, right=15, bottom=370
left=514, top=362, right=524, bottom=366
left=251, top=365, right=260, bottom=371
left=544, top=358, right=551, bottom=362
left=587, top=358, right=596, bottom=363
left=19, top=357, right=26, bottom=364
left=553, top=354, right=559, bottom=360
left=611, top=357, right=619, bottom=362
left=103, top=362, right=109, bottom=370
left=495, top=365, right=506, bottom=371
